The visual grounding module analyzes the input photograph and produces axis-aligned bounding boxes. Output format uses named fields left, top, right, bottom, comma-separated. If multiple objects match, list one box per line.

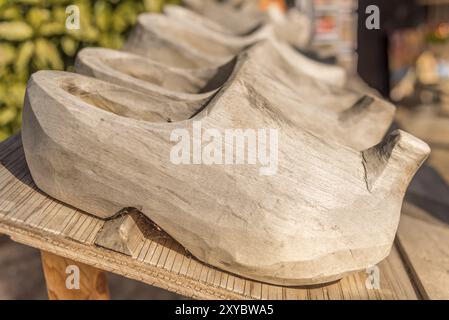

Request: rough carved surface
left=182, top=0, right=267, bottom=36
left=164, top=4, right=313, bottom=50
left=74, top=46, right=234, bottom=100
left=22, top=67, right=429, bottom=285
left=20, top=7, right=431, bottom=286
left=77, top=40, right=393, bottom=150
left=0, top=135, right=426, bottom=299
left=123, top=13, right=342, bottom=86
left=94, top=209, right=148, bottom=256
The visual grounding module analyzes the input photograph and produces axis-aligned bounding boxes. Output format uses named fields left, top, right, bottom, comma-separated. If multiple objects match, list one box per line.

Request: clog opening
left=101, top=56, right=237, bottom=94
left=61, top=77, right=200, bottom=123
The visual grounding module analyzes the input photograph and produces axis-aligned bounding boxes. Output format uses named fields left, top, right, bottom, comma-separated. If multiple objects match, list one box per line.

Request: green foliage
left=0, top=0, right=180, bottom=140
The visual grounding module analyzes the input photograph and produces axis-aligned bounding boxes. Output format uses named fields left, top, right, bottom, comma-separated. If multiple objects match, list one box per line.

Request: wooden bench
left=0, top=134, right=448, bottom=299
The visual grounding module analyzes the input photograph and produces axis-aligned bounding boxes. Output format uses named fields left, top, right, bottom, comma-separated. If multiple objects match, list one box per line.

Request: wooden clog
left=182, top=0, right=266, bottom=35
left=22, top=70, right=430, bottom=285
left=124, top=13, right=345, bottom=86
left=80, top=40, right=392, bottom=150
left=164, top=4, right=312, bottom=49
left=75, top=47, right=235, bottom=99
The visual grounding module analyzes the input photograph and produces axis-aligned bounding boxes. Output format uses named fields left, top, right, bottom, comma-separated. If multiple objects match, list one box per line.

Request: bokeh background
left=0, top=0, right=180, bottom=141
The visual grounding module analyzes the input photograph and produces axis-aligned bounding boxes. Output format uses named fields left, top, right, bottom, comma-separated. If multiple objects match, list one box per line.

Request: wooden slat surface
left=429, top=148, right=449, bottom=184
left=397, top=213, right=449, bottom=300
left=0, top=134, right=435, bottom=299
left=394, top=105, right=449, bottom=300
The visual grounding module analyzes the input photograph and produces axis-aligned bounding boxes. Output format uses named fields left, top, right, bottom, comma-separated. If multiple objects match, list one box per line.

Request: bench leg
left=41, top=250, right=110, bottom=300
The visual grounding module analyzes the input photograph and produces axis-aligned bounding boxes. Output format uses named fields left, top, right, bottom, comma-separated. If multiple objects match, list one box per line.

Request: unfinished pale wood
left=0, top=135, right=421, bottom=299
left=94, top=209, right=147, bottom=256
left=74, top=47, right=235, bottom=99
left=124, top=13, right=345, bottom=87
left=397, top=213, right=449, bottom=299
left=41, top=250, right=110, bottom=300
left=76, top=41, right=391, bottom=150
left=164, top=5, right=312, bottom=50
left=182, top=0, right=266, bottom=36
left=123, top=14, right=235, bottom=68
left=163, top=5, right=272, bottom=48
left=223, top=41, right=394, bottom=150
left=164, top=4, right=235, bottom=35
left=22, top=68, right=429, bottom=285
left=182, top=0, right=313, bottom=49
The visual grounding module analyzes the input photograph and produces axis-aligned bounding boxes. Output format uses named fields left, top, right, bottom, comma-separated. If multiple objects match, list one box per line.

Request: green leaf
left=26, top=7, right=51, bottom=29
left=15, top=41, right=35, bottom=77
left=144, top=0, right=164, bottom=12
left=33, top=38, right=64, bottom=70
left=98, top=32, right=124, bottom=49
left=0, top=43, right=15, bottom=67
left=52, top=6, right=67, bottom=24
left=0, top=129, right=11, bottom=142
left=61, top=36, right=78, bottom=56
left=38, top=21, right=66, bottom=37
left=0, top=107, right=17, bottom=126
left=95, top=0, right=113, bottom=32
left=0, top=21, right=33, bottom=41
left=7, top=82, right=27, bottom=109
left=0, top=6, right=22, bottom=20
